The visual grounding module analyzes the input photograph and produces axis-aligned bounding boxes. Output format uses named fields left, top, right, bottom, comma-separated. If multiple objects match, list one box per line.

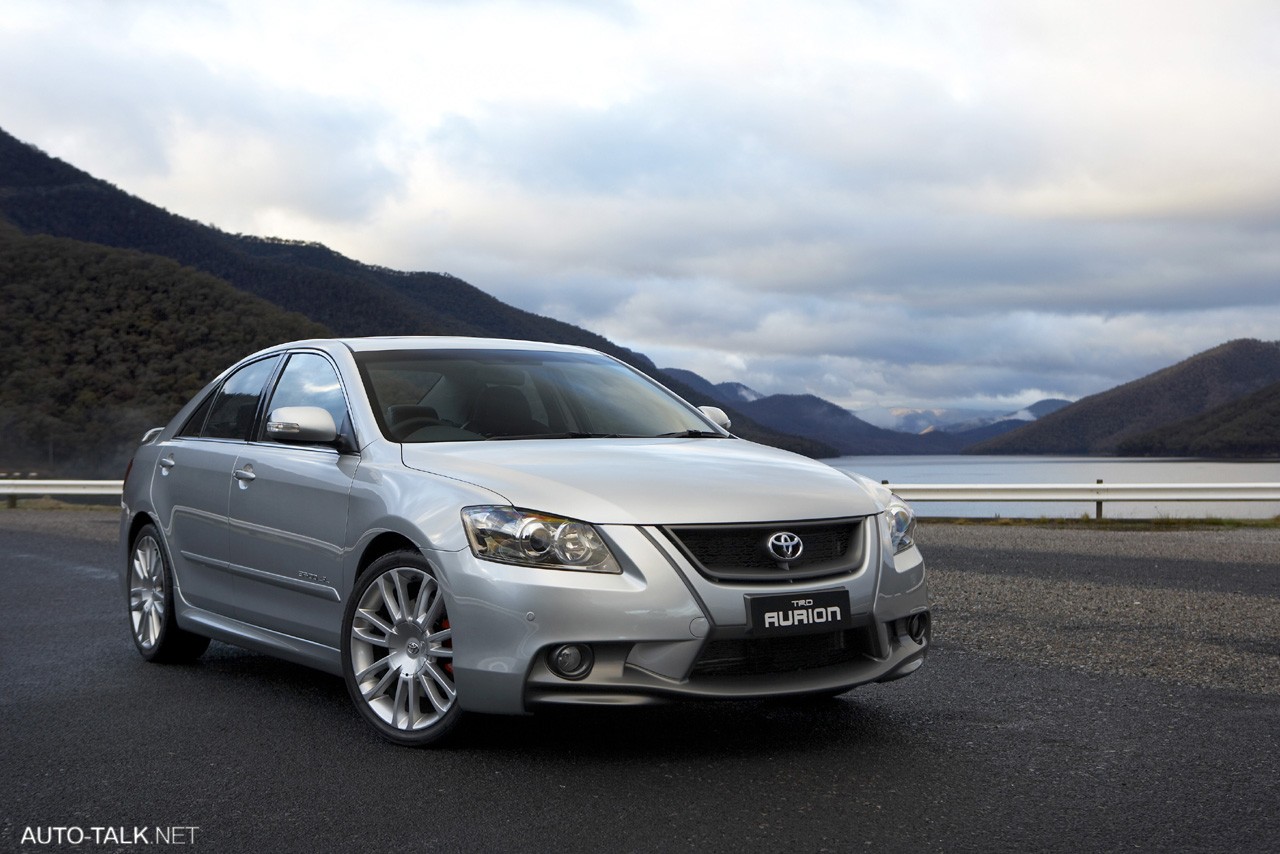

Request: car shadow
left=454, top=695, right=908, bottom=759
left=181, top=641, right=913, bottom=760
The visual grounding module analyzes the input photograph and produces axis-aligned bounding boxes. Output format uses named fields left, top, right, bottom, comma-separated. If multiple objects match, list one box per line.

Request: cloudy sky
left=3, top=0, right=1279, bottom=412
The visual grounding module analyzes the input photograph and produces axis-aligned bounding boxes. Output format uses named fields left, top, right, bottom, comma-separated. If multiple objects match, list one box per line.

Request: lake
left=824, top=455, right=1280, bottom=519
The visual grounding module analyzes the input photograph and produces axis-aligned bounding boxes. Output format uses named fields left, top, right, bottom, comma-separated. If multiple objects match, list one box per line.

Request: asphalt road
left=1, top=510, right=1276, bottom=853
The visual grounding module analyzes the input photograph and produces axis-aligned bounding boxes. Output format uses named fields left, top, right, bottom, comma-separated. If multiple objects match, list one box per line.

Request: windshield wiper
left=485, top=432, right=632, bottom=441
left=652, top=429, right=727, bottom=438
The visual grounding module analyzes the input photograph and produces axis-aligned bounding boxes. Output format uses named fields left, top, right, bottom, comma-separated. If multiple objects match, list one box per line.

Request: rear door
left=150, top=356, right=280, bottom=615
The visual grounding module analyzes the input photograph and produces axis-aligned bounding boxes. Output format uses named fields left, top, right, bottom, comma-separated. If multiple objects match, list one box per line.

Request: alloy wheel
left=129, top=534, right=166, bottom=651
left=348, top=565, right=456, bottom=733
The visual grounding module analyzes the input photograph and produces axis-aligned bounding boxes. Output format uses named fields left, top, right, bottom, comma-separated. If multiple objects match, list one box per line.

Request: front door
left=226, top=352, right=357, bottom=648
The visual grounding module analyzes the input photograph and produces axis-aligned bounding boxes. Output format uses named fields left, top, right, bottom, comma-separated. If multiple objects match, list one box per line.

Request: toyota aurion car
left=122, top=337, right=929, bottom=745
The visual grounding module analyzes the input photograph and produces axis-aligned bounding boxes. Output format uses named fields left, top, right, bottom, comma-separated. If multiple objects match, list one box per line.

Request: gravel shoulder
left=918, top=522, right=1280, bottom=696
left=0, top=506, right=120, bottom=544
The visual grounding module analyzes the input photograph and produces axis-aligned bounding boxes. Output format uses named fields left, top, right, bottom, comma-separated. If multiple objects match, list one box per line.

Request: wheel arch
left=355, top=531, right=422, bottom=581
left=126, top=511, right=159, bottom=548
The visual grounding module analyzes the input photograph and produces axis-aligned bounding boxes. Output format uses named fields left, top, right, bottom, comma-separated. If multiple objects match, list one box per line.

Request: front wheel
left=342, top=551, right=460, bottom=746
left=127, top=524, right=210, bottom=663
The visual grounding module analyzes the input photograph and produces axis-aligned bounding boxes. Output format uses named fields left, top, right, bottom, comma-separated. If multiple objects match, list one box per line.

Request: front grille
left=663, top=517, right=868, bottom=582
left=691, top=627, right=879, bottom=678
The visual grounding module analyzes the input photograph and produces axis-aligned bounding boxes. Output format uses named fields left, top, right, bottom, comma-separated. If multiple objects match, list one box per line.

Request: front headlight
left=886, top=493, right=917, bottom=554
left=461, top=506, right=622, bottom=573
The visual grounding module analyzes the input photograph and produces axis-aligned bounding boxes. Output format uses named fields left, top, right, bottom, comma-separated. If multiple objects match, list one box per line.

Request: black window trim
left=175, top=354, right=283, bottom=443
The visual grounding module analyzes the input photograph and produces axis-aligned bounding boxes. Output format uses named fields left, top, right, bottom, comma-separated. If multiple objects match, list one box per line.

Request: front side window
left=202, top=357, right=280, bottom=440
left=264, top=352, right=351, bottom=436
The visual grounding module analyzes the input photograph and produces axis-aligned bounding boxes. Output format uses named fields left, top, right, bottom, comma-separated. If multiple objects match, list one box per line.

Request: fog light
left=548, top=643, right=594, bottom=680
left=907, top=612, right=931, bottom=645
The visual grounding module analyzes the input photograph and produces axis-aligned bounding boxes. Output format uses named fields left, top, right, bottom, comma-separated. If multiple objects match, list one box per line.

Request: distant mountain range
left=663, top=369, right=1072, bottom=454
left=857, top=406, right=1003, bottom=433
left=928, top=399, right=1072, bottom=434
left=2, top=124, right=1276, bottom=470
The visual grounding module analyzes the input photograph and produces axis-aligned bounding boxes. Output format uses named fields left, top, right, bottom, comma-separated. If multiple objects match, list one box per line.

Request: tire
left=127, top=524, right=211, bottom=663
left=342, top=550, right=460, bottom=746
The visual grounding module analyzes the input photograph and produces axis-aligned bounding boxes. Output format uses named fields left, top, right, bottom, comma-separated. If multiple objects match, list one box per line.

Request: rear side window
left=202, top=357, right=280, bottom=440
left=176, top=391, right=215, bottom=438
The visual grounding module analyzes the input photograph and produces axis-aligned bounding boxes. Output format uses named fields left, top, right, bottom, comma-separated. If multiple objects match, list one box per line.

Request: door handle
left=158, top=457, right=176, bottom=469
left=233, top=467, right=256, bottom=482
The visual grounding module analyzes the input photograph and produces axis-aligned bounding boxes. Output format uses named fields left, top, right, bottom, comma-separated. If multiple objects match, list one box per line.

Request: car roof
left=258, top=336, right=600, bottom=357
left=342, top=337, right=594, bottom=354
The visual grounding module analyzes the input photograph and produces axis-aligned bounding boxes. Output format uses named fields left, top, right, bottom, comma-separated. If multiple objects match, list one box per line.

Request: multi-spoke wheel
left=342, top=551, right=460, bottom=746
left=127, top=524, right=210, bottom=663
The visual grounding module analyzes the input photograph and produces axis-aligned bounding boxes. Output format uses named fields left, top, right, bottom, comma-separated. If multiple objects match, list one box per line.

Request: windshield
left=355, top=348, right=725, bottom=443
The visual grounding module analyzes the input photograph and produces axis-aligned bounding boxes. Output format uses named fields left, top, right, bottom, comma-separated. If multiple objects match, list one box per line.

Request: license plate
left=747, top=589, right=853, bottom=636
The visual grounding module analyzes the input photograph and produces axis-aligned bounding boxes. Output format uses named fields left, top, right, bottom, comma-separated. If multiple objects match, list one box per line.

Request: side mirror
left=266, top=406, right=338, bottom=444
left=698, top=406, right=732, bottom=430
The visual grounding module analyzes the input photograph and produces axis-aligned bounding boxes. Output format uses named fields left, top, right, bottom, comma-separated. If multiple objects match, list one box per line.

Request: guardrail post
left=1096, top=479, right=1103, bottom=520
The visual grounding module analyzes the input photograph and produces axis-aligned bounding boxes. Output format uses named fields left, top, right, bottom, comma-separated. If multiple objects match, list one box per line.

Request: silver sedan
left=122, top=337, right=929, bottom=746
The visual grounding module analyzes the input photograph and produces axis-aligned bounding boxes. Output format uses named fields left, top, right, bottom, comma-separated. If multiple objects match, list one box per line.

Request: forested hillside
left=0, top=223, right=328, bottom=475
left=1117, top=381, right=1280, bottom=457
left=970, top=339, right=1280, bottom=455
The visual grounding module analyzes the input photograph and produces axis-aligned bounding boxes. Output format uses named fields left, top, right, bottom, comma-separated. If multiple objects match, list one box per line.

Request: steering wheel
left=390, top=416, right=442, bottom=440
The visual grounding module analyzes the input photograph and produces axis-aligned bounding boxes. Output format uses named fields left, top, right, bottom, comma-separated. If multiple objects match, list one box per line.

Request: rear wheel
left=128, top=524, right=210, bottom=663
left=342, top=551, right=460, bottom=746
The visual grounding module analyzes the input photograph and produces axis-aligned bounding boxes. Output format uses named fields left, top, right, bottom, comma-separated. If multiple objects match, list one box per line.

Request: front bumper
left=438, top=520, right=929, bottom=715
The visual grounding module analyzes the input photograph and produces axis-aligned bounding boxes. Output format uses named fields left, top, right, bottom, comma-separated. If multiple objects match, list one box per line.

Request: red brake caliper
left=440, top=618, right=453, bottom=675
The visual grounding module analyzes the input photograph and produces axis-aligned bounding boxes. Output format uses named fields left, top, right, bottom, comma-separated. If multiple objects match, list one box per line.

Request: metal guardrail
left=886, top=483, right=1280, bottom=502
left=1, top=480, right=124, bottom=508
left=884, top=482, right=1280, bottom=519
left=1, top=480, right=125, bottom=496
left=3, top=479, right=1279, bottom=517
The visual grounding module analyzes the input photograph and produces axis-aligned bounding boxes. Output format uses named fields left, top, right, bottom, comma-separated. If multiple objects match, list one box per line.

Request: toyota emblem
left=767, top=531, right=804, bottom=562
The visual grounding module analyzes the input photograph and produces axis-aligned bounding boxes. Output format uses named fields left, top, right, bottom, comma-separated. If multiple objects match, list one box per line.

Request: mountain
left=938, top=399, right=1071, bottom=434
left=660, top=368, right=725, bottom=404
left=661, top=368, right=763, bottom=405
left=1117, top=380, right=1280, bottom=457
left=970, top=340, right=1280, bottom=455
left=0, top=222, right=328, bottom=476
left=733, top=394, right=963, bottom=455
left=926, top=398, right=1074, bottom=445
left=717, top=382, right=765, bottom=404
left=1025, top=398, right=1074, bottom=419
left=660, top=369, right=942, bottom=453
left=857, top=406, right=1000, bottom=433
left=0, top=127, right=643, bottom=358
left=662, top=367, right=1078, bottom=453
left=0, top=127, right=832, bottom=463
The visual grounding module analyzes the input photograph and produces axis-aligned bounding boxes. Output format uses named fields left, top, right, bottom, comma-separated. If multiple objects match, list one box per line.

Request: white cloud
left=3, top=0, right=1279, bottom=411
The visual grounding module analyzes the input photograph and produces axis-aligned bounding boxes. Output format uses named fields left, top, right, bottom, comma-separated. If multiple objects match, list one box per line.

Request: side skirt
left=176, top=602, right=343, bottom=676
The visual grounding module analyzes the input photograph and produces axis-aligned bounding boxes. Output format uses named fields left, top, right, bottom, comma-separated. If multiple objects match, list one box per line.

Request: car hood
left=400, top=438, right=883, bottom=525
